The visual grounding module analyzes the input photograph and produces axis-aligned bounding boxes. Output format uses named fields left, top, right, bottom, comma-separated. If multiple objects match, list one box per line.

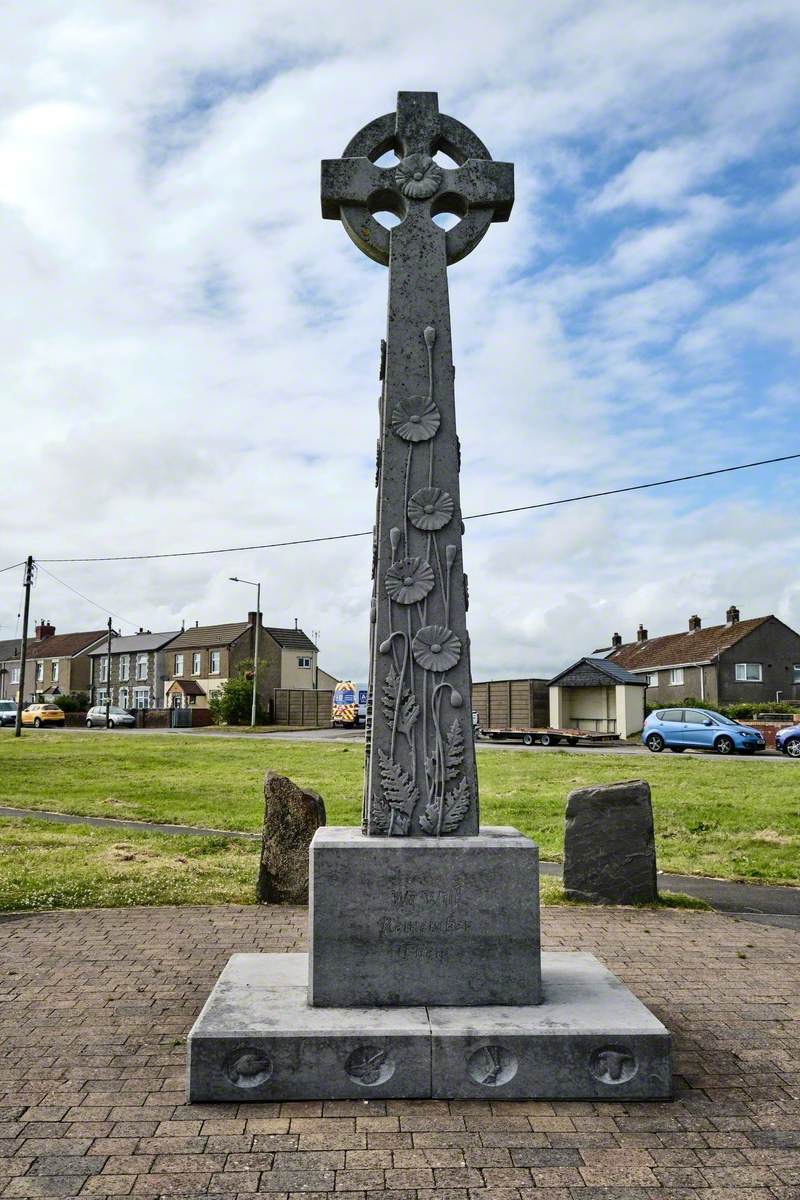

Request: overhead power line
left=36, top=565, right=140, bottom=629
left=0, top=561, right=25, bottom=575
left=12, top=448, right=799, bottom=566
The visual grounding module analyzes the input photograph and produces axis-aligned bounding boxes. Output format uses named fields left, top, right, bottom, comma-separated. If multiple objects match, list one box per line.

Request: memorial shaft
left=321, top=92, right=513, bottom=837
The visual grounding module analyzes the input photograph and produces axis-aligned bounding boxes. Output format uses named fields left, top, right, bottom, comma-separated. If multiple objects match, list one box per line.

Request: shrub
left=54, top=692, right=89, bottom=712
left=208, top=661, right=268, bottom=726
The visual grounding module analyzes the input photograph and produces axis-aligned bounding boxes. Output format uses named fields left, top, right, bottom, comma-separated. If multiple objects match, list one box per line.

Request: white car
left=0, top=698, right=17, bottom=726
left=86, top=705, right=135, bottom=728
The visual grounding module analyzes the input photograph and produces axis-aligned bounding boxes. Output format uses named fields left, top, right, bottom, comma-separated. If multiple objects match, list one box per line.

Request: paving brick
left=0, top=905, right=797, bottom=1200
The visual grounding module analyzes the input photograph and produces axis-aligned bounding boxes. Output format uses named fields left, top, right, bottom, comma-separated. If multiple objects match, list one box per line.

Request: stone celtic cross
left=322, top=92, right=513, bottom=837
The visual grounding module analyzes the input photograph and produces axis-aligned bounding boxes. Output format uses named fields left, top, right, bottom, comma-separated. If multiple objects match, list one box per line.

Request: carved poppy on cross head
left=395, top=153, right=443, bottom=200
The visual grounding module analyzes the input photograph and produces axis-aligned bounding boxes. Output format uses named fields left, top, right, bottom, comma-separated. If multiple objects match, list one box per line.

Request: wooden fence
left=273, top=689, right=333, bottom=727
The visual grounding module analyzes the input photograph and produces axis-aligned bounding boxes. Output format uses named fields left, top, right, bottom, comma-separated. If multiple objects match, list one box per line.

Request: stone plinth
left=564, top=780, right=658, bottom=905
left=308, top=826, right=541, bottom=1007
left=187, top=951, right=671, bottom=1102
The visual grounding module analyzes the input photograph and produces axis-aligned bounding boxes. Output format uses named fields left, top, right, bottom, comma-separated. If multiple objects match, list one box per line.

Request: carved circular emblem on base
left=224, top=1046, right=273, bottom=1089
left=467, top=1044, right=518, bottom=1087
left=345, top=1044, right=395, bottom=1086
left=589, top=1046, right=638, bottom=1085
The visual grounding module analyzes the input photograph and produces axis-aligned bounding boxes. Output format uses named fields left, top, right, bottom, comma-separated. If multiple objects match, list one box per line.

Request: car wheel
left=715, top=735, right=735, bottom=755
left=86, top=719, right=93, bottom=728
left=34, top=718, right=42, bottom=728
left=522, top=733, right=534, bottom=746
left=785, top=737, right=800, bottom=759
left=646, top=733, right=664, bottom=753
left=670, top=746, right=685, bottom=753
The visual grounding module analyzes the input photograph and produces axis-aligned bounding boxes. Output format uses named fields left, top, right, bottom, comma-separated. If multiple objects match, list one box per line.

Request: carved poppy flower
left=391, top=395, right=440, bottom=442
left=385, top=557, right=435, bottom=605
left=408, top=486, right=454, bottom=531
left=412, top=625, right=461, bottom=673
left=396, top=153, right=443, bottom=200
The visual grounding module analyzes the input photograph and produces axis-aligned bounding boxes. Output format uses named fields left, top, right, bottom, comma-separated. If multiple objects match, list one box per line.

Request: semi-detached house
left=22, top=622, right=108, bottom=703
left=603, top=606, right=800, bottom=707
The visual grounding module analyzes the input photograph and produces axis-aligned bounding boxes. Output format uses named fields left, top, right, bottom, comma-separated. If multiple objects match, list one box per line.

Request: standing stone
left=256, top=772, right=326, bottom=904
left=563, top=780, right=658, bottom=905
left=321, top=92, right=513, bottom=838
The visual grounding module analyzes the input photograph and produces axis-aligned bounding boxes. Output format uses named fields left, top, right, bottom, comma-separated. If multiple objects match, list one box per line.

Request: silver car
left=86, top=705, right=135, bottom=728
left=0, top=698, right=16, bottom=726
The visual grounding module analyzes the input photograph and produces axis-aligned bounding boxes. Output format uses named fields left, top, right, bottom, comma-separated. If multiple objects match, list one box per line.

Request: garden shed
left=548, top=657, right=646, bottom=739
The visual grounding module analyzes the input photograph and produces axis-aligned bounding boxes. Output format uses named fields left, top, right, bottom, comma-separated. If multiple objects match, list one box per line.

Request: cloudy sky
left=1, top=1, right=799, bottom=681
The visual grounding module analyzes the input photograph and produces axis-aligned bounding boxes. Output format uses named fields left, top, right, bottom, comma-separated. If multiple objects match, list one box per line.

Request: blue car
left=642, top=707, right=765, bottom=755
left=775, top=724, right=800, bottom=758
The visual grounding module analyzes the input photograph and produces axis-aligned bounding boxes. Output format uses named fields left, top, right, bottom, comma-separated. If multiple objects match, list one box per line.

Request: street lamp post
left=230, top=576, right=260, bottom=727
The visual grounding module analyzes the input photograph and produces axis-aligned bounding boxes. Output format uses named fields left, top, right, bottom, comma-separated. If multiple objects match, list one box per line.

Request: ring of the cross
left=338, top=111, right=498, bottom=267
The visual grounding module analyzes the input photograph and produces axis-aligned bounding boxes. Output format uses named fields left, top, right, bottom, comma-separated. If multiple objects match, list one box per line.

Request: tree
left=208, top=660, right=268, bottom=726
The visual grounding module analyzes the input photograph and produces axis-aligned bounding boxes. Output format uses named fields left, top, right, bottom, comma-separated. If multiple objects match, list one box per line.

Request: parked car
left=21, top=703, right=65, bottom=728
left=0, top=699, right=17, bottom=726
left=86, top=705, right=135, bottom=729
left=775, top=724, right=800, bottom=758
left=642, top=707, right=765, bottom=755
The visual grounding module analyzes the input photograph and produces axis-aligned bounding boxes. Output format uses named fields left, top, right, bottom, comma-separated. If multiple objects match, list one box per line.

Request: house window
left=188, top=693, right=196, bottom=705
left=174, top=653, right=184, bottom=676
left=100, top=656, right=109, bottom=682
left=96, top=689, right=107, bottom=706
left=36, top=662, right=44, bottom=682
left=136, top=653, right=148, bottom=680
left=209, top=650, right=220, bottom=674
left=192, top=652, right=201, bottom=675
left=51, top=660, right=59, bottom=682
left=794, top=665, right=800, bottom=684
left=735, top=662, right=762, bottom=682
left=646, top=672, right=658, bottom=687
left=669, top=668, right=684, bottom=686
left=298, top=655, right=311, bottom=669
left=133, top=687, right=149, bottom=709
left=119, top=655, right=130, bottom=681
left=12, top=667, right=19, bottom=684
left=118, top=687, right=129, bottom=709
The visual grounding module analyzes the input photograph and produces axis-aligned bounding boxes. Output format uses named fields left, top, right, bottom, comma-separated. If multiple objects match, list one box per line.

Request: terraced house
left=22, top=622, right=107, bottom=703
left=88, top=630, right=181, bottom=709
left=603, top=606, right=800, bottom=707
left=0, top=638, right=22, bottom=700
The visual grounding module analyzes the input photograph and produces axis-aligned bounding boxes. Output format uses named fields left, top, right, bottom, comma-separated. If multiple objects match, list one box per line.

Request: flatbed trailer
left=478, top=726, right=620, bottom=747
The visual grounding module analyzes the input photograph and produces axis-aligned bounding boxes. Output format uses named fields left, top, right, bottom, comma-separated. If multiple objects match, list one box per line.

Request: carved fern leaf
left=418, top=794, right=439, bottom=836
left=381, top=666, right=401, bottom=723
left=377, top=748, right=418, bottom=817
left=398, top=689, right=419, bottom=736
left=444, top=719, right=464, bottom=779
left=441, top=777, right=471, bottom=834
left=370, top=795, right=390, bottom=835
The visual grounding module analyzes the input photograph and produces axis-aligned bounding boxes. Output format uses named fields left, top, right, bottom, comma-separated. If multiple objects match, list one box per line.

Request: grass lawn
left=0, top=731, right=798, bottom=889
left=0, top=818, right=706, bottom=913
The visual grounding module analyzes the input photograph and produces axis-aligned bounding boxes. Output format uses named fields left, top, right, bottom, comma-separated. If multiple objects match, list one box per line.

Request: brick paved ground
left=0, top=904, right=798, bottom=1200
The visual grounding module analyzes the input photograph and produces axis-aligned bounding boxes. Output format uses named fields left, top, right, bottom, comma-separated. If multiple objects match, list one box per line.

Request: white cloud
left=1, top=0, right=799, bottom=682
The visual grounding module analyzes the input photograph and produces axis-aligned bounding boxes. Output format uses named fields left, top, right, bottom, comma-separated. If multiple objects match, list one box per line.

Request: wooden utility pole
left=14, top=557, right=34, bottom=738
left=105, top=617, right=113, bottom=729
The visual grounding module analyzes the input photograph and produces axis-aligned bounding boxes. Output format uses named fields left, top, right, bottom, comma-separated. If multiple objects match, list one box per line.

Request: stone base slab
left=187, top=952, right=671, bottom=1102
left=309, top=825, right=541, bottom=1007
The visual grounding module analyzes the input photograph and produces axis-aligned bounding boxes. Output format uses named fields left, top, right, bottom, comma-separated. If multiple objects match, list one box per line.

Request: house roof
left=0, top=639, right=21, bottom=663
left=166, top=679, right=206, bottom=696
left=165, top=622, right=251, bottom=651
left=27, top=630, right=108, bottom=659
left=548, top=656, right=647, bottom=688
left=88, top=631, right=181, bottom=657
left=264, top=627, right=318, bottom=652
left=607, top=616, right=771, bottom=672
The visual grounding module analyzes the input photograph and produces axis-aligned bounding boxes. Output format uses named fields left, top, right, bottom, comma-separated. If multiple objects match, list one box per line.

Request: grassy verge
left=0, top=819, right=708, bottom=914
left=0, top=731, right=798, bottom=884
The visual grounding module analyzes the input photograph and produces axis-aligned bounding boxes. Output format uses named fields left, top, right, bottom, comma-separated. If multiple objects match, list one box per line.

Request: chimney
left=248, top=611, right=258, bottom=625
left=689, top=614, right=701, bottom=632
left=35, top=620, right=55, bottom=641
left=726, top=605, right=740, bottom=626
left=636, top=624, right=648, bottom=642
left=294, top=617, right=298, bottom=631
left=611, top=632, right=622, bottom=648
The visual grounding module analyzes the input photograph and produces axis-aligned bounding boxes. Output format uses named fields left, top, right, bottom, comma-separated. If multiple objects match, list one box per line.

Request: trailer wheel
left=539, top=733, right=559, bottom=746
left=522, top=733, right=534, bottom=747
